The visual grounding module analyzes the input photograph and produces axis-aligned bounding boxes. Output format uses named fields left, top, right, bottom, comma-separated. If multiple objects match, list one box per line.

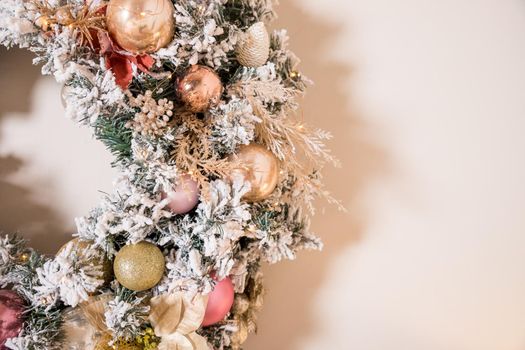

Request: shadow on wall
left=245, top=1, right=388, bottom=349
left=0, top=46, right=66, bottom=254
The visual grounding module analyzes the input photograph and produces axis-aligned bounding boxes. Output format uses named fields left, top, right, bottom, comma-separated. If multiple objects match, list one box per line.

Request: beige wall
left=1, top=0, right=525, bottom=349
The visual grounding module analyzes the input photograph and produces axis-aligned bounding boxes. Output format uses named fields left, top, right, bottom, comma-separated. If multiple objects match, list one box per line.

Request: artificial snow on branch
left=0, top=0, right=340, bottom=349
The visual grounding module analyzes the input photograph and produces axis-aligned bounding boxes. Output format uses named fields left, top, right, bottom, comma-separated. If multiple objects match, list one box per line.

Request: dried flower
left=127, top=91, right=174, bottom=137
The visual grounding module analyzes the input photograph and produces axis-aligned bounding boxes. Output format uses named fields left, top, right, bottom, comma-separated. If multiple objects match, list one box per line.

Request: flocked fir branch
left=0, top=0, right=342, bottom=349
left=104, top=286, right=150, bottom=342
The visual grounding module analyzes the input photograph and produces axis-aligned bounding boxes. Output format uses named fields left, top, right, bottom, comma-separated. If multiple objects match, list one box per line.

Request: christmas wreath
left=0, top=0, right=340, bottom=349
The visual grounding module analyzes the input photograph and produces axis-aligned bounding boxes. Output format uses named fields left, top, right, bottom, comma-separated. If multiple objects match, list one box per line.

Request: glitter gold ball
left=176, top=65, right=223, bottom=113
left=114, top=242, right=165, bottom=291
left=229, top=144, right=280, bottom=202
left=106, top=0, right=175, bottom=54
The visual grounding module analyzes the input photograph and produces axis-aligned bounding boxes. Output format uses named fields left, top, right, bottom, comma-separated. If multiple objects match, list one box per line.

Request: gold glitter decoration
left=98, top=339, right=142, bottom=350
left=30, top=1, right=107, bottom=47
left=236, top=22, right=270, bottom=68
left=106, top=0, right=175, bottom=54
left=135, top=327, right=160, bottom=350
left=176, top=65, right=223, bottom=113
left=113, top=242, right=165, bottom=291
left=229, top=144, right=280, bottom=202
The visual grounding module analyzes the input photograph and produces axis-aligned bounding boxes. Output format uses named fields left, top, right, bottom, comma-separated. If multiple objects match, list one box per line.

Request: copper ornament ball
left=229, top=144, right=280, bottom=202
left=113, top=242, right=165, bottom=291
left=176, top=65, right=223, bottom=113
left=106, top=0, right=175, bottom=54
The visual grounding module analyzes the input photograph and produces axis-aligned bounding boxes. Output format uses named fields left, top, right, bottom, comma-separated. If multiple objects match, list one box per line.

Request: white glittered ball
left=236, top=22, right=270, bottom=68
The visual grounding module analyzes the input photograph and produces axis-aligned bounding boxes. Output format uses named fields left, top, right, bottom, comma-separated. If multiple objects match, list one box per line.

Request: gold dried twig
left=30, top=0, right=107, bottom=47
left=230, top=80, right=340, bottom=170
left=229, top=79, right=343, bottom=209
left=170, top=113, right=234, bottom=195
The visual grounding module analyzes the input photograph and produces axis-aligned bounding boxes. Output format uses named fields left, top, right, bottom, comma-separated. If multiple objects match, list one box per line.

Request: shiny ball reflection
left=229, top=144, right=280, bottom=202
left=106, top=0, right=175, bottom=54
left=176, top=65, right=223, bottom=113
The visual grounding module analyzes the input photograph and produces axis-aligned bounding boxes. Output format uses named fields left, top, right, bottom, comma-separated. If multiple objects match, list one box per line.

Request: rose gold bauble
left=229, top=144, right=280, bottom=202
left=176, top=65, right=223, bottom=113
left=162, top=174, right=201, bottom=214
left=106, top=0, right=175, bottom=54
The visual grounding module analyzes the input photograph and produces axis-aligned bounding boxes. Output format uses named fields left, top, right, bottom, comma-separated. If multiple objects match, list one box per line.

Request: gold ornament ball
left=229, top=144, right=280, bottom=202
left=176, top=65, right=223, bottom=113
left=58, top=238, right=113, bottom=284
left=114, top=242, right=165, bottom=291
left=106, top=0, right=175, bottom=54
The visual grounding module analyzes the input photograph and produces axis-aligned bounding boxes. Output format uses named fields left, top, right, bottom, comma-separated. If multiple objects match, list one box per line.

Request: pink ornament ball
left=202, top=276, right=235, bottom=327
left=0, top=290, right=25, bottom=348
left=163, top=174, right=200, bottom=215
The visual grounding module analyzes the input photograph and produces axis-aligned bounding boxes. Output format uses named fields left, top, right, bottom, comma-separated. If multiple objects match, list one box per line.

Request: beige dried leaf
left=149, top=293, right=210, bottom=350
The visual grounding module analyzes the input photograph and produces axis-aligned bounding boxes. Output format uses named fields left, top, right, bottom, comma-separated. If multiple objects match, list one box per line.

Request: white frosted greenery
left=0, top=0, right=338, bottom=349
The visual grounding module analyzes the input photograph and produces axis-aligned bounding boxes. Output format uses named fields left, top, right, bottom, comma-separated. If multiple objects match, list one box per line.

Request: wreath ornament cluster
left=0, top=0, right=340, bottom=349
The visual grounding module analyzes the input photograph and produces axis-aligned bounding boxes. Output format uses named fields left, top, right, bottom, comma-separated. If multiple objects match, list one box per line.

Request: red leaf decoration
left=96, top=30, right=155, bottom=89
left=105, top=54, right=134, bottom=89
